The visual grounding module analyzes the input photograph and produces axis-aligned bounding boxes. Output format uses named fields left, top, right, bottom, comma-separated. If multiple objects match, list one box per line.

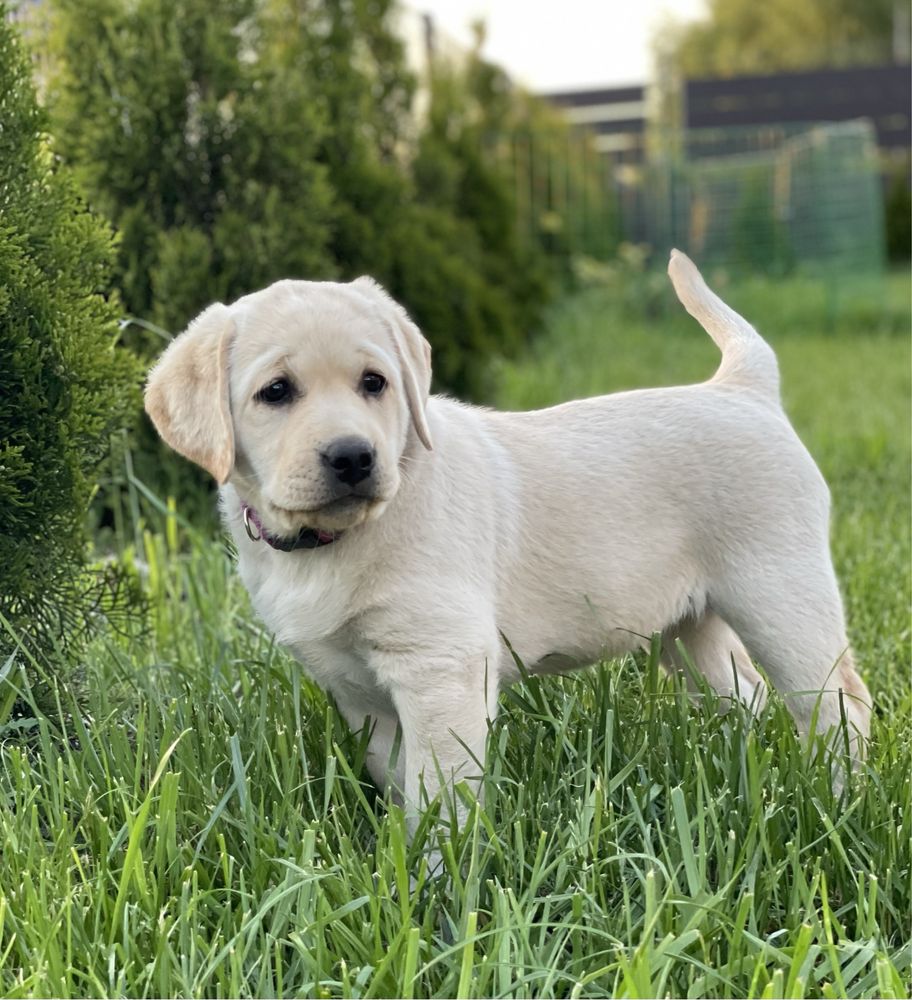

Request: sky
left=410, top=0, right=708, bottom=92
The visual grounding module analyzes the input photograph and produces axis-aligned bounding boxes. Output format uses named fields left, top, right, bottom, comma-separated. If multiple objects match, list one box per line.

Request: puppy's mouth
left=270, top=493, right=385, bottom=534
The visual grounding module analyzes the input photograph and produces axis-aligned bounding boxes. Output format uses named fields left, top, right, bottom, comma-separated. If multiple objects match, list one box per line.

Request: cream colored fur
left=145, top=250, right=872, bottom=851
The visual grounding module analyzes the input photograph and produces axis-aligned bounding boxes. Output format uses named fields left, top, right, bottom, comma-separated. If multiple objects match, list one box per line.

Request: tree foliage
left=885, top=163, right=912, bottom=260
left=42, top=0, right=555, bottom=401
left=0, top=6, right=141, bottom=655
left=46, top=0, right=336, bottom=341
left=410, top=36, right=550, bottom=390
left=668, top=0, right=895, bottom=77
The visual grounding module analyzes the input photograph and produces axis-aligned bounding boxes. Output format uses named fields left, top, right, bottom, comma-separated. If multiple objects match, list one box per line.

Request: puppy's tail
left=667, top=249, right=780, bottom=403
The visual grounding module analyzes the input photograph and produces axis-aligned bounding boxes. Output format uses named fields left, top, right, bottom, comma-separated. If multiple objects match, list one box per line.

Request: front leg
left=332, top=686, right=404, bottom=796
left=371, top=638, right=501, bottom=839
left=393, top=675, right=495, bottom=823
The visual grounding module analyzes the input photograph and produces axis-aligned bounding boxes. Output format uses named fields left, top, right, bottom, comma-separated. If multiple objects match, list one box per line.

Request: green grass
left=1, top=270, right=910, bottom=998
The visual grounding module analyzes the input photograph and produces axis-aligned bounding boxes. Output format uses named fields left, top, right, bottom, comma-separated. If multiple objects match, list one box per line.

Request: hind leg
left=662, top=609, right=767, bottom=713
left=712, top=556, right=871, bottom=759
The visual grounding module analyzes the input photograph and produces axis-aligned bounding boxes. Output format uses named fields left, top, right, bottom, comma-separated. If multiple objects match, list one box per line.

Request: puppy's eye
left=361, top=371, right=386, bottom=396
left=256, top=378, right=294, bottom=405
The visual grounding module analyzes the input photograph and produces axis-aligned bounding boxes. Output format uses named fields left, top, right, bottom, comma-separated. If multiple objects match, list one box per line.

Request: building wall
left=684, top=64, right=911, bottom=153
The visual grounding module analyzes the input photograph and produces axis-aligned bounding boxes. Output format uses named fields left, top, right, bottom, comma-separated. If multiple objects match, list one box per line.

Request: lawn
left=0, top=269, right=909, bottom=998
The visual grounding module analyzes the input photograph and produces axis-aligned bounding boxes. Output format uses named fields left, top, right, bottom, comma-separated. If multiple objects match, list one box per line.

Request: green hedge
left=0, top=7, right=141, bottom=656
left=43, top=0, right=553, bottom=400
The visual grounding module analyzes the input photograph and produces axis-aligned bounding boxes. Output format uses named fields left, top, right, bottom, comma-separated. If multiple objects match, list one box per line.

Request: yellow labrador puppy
left=146, top=251, right=871, bottom=837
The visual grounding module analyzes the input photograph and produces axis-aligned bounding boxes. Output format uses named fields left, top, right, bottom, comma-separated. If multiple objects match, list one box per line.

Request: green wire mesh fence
left=503, top=118, right=886, bottom=277
left=642, top=119, right=885, bottom=275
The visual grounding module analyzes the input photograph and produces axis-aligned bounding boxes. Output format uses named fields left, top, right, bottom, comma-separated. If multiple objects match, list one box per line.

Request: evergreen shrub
left=0, top=8, right=141, bottom=656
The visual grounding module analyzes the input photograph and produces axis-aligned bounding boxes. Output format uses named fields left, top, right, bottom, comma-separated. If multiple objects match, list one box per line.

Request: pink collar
left=241, top=502, right=340, bottom=551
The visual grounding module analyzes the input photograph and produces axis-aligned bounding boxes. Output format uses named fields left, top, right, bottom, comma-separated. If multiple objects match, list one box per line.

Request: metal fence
left=505, top=129, right=621, bottom=264
left=638, top=120, right=886, bottom=275
left=503, top=118, right=886, bottom=276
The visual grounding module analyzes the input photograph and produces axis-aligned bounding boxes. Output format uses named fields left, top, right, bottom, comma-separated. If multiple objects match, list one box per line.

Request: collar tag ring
left=242, top=505, right=262, bottom=542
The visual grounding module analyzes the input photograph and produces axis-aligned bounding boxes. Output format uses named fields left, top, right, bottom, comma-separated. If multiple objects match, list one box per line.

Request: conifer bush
left=42, top=0, right=553, bottom=401
left=45, top=0, right=337, bottom=346
left=0, top=7, right=140, bottom=656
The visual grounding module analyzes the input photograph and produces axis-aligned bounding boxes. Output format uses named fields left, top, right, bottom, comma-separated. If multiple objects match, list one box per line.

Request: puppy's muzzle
left=322, top=436, right=376, bottom=488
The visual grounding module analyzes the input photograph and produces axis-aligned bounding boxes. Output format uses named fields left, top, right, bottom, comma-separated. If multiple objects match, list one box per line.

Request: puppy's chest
left=238, top=550, right=380, bottom=692
left=239, top=549, right=358, bottom=637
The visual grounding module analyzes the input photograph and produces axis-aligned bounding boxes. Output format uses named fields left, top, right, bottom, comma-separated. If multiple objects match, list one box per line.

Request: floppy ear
left=144, top=302, right=236, bottom=483
left=351, top=277, right=433, bottom=451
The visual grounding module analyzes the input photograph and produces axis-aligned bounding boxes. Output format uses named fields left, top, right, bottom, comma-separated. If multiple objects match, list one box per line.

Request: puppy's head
left=145, top=277, right=432, bottom=537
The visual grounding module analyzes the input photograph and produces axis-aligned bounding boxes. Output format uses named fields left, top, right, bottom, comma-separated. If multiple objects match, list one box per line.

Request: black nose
left=322, top=436, right=376, bottom=487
